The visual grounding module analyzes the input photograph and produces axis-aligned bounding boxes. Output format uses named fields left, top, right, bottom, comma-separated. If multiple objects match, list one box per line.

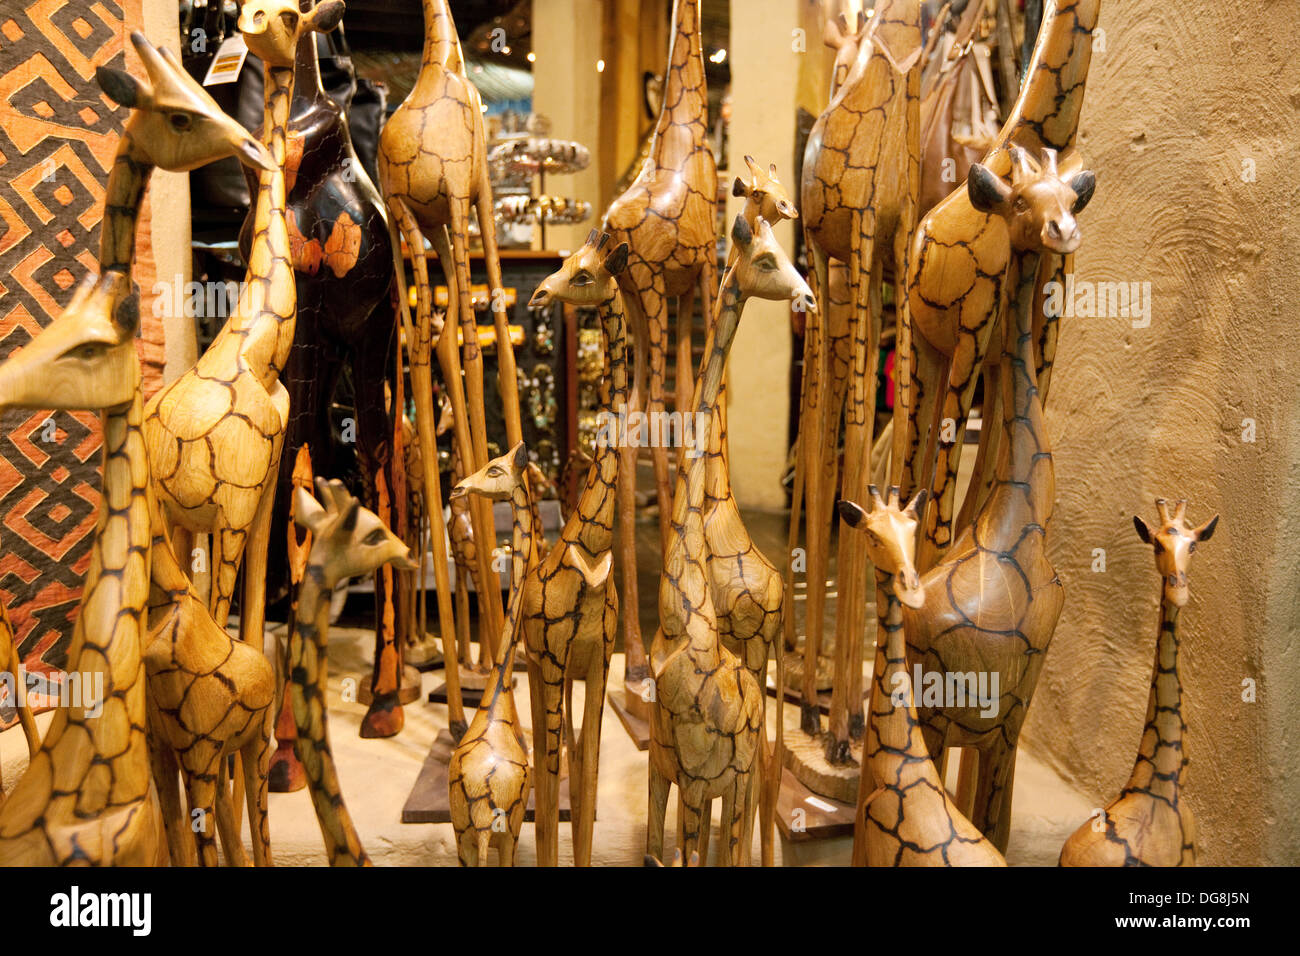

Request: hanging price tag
left=203, top=35, right=248, bottom=86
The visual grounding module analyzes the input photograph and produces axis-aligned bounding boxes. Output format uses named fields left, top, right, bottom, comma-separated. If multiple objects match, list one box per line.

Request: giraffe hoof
left=360, top=696, right=405, bottom=738
left=448, top=719, right=469, bottom=743
left=800, top=703, right=821, bottom=736
left=268, top=743, right=307, bottom=792
left=823, top=735, right=854, bottom=766
left=848, top=712, right=865, bottom=741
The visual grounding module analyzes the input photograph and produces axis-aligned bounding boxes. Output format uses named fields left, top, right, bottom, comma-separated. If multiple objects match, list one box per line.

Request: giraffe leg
left=213, top=763, right=248, bottom=867
left=646, top=764, right=670, bottom=861
left=726, top=774, right=750, bottom=867
left=209, top=527, right=244, bottom=630
left=151, top=740, right=195, bottom=867
left=679, top=797, right=706, bottom=865
left=498, top=831, right=517, bottom=867
left=184, top=774, right=220, bottom=867
left=475, top=183, right=524, bottom=448
left=675, top=283, right=697, bottom=471
left=573, top=665, right=608, bottom=867
left=474, top=829, right=491, bottom=868
left=629, top=273, right=672, bottom=553
left=241, top=713, right=274, bottom=867
left=526, top=653, right=560, bottom=867
left=387, top=204, right=464, bottom=732
left=696, top=796, right=712, bottom=865
left=616, top=284, right=649, bottom=689
left=563, top=673, right=581, bottom=838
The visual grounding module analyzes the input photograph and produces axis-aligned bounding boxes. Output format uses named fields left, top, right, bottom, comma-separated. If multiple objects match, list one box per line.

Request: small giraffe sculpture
left=839, top=488, right=1005, bottom=867
left=447, top=443, right=534, bottom=866
left=380, top=0, right=526, bottom=721
left=523, top=231, right=628, bottom=867
left=143, top=0, right=345, bottom=656
left=899, top=0, right=1100, bottom=567
left=647, top=216, right=814, bottom=866
left=291, top=478, right=417, bottom=865
left=0, top=32, right=273, bottom=866
left=798, top=0, right=922, bottom=758
left=602, top=0, right=719, bottom=711
left=902, top=187, right=1068, bottom=850
left=0, top=602, right=39, bottom=779
left=1060, top=500, right=1218, bottom=867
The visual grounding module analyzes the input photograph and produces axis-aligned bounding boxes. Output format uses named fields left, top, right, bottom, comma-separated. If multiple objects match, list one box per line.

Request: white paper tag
left=804, top=796, right=836, bottom=813
left=203, top=35, right=248, bottom=86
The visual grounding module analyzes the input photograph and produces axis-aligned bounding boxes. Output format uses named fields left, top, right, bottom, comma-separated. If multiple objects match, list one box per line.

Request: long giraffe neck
left=292, top=18, right=327, bottom=109
left=420, top=0, right=463, bottom=73
left=653, top=0, right=708, bottom=169
left=573, top=290, right=628, bottom=555
left=99, top=120, right=152, bottom=275
left=702, top=285, right=737, bottom=502
left=224, top=63, right=296, bottom=387
left=867, top=0, right=923, bottom=60
left=1126, top=600, right=1186, bottom=801
left=1005, top=0, right=1101, bottom=152
left=866, top=568, right=926, bottom=782
left=660, top=273, right=740, bottom=656
left=978, top=250, right=1054, bottom=541
left=483, top=479, right=534, bottom=707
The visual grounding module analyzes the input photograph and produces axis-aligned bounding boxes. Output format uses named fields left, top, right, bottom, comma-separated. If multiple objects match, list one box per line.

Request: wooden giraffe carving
left=648, top=216, right=812, bottom=866
left=900, top=0, right=1100, bottom=569
left=0, top=602, right=40, bottom=782
left=902, top=195, right=1068, bottom=851
left=291, top=478, right=417, bottom=865
left=1060, top=501, right=1217, bottom=867
left=435, top=393, right=483, bottom=687
left=602, top=0, right=719, bottom=710
left=839, top=488, right=1005, bottom=866
left=447, top=443, right=534, bottom=867
left=143, top=0, right=345, bottom=658
left=0, top=31, right=274, bottom=866
left=798, top=0, right=922, bottom=760
left=523, top=231, right=627, bottom=867
left=380, top=0, right=527, bottom=735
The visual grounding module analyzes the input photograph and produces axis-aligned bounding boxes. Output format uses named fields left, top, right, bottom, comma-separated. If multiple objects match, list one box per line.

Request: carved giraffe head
left=238, top=0, right=345, bottom=68
left=95, top=32, right=275, bottom=173
left=839, top=485, right=928, bottom=609
left=732, top=156, right=798, bottom=224
left=727, top=215, right=817, bottom=313
left=296, top=477, right=417, bottom=587
left=0, top=272, right=140, bottom=411
left=824, top=8, right=868, bottom=89
left=1134, top=498, right=1218, bottom=608
left=967, top=147, right=1096, bottom=255
left=450, top=442, right=529, bottom=502
left=529, top=231, right=629, bottom=309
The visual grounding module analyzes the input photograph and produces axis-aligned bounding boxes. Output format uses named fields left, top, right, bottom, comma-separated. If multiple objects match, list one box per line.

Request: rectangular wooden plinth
left=775, top=766, right=856, bottom=841
left=401, top=729, right=571, bottom=824
left=607, top=689, right=651, bottom=751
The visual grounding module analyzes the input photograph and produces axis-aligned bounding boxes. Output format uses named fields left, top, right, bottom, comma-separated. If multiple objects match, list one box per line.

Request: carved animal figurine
left=839, top=489, right=1005, bottom=867
left=0, top=31, right=274, bottom=867
left=291, top=478, right=417, bottom=865
left=143, top=0, right=345, bottom=656
left=1060, top=500, right=1218, bottom=867
left=0, top=602, right=40, bottom=778
left=799, top=0, right=922, bottom=760
left=145, top=507, right=276, bottom=868
left=523, top=232, right=627, bottom=867
left=239, top=2, right=402, bottom=737
left=648, top=216, right=813, bottom=866
left=435, top=394, right=483, bottom=686
left=899, top=0, right=1100, bottom=567
left=602, top=0, right=718, bottom=714
left=902, top=212, right=1066, bottom=852
left=446, top=444, right=534, bottom=866
left=380, top=0, right=527, bottom=726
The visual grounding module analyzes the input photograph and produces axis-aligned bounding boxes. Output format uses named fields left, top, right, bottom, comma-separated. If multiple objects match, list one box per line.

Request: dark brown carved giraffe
left=902, top=214, right=1065, bottom=852
left=380, top=0, right=527, bottom=733
left=0, top=32, right=273, bottom=866
left=1060, top=500, right=1217, bottom=867
left=839, top=487, right=1005, bottom=866
left=603, top=0, right=718, bottom=712
left=523, top=231, right=627, bottom=867
left=899, top=0, right=1100, bottom=569
left=798, top=0, right=922, bottom=762
left=648, top=216, right=811, bottom=866
left=290, top=478, right=417, bottom=865
left=446, top=443, right=533, bottom=866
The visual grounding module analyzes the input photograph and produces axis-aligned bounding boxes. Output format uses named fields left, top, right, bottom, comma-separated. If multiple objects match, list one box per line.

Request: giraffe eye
left=63, top=342, right=107, bottom=362
left=168, top=112, right=193, bottom=132
left=572, top=272, right=593, bottom=287
left=487, top=467, right=504, bottom=477
left=1188, top=541, right=1197, bottom=553
left=362, top=528, right=387, bottom=546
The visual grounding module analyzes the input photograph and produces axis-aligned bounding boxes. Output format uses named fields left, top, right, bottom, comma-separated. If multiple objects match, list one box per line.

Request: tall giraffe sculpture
left=143, top=0, right=345, bottom=652
left=290, top=478, right=417, bottom=866
left=798, top=0, right=922, bottom=762
left=603, top=0, right=718, bottom=722
left=380, top=0, right=528, bottom=733
left=647, top=216, right=813, bottom=866
left=0, top=31, right=274, bottom=867
left=1060, top=500, right=1218, bottom=867
left=899, top=0, right=1100, bottom=568
left=902, top=163, right=1076, bottom=849
left=523, top=231, right=627, bottom=867
left=446, top=443, right=534, bottom=867
left=838, top=488, right=1005, bottom=867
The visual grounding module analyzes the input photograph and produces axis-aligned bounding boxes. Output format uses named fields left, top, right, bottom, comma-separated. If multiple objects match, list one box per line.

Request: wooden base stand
left=607, top=680, right=652, bottom=751
left=781, top=705, right=864, bottom=805
left=775, top=764, right=856, bottom=841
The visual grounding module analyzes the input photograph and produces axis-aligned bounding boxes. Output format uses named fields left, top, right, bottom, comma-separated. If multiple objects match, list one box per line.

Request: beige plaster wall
left=1020, top=0, right=1300, bottom=865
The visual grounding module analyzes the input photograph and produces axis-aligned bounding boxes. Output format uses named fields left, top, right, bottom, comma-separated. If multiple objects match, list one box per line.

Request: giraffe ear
left=305, top=0, right=346, bottom=33
left=1069, top=170, right=1097, bottom=213
left=1133, top=514, right=1153, bottom=544
left=904, top=488, right=928, bottom=519
left=96, top=67, right=151, bottom=109
left=731, top=214, right=752, bottom=247
left=510, top=440, right=529, bottom=476
left=604, top=242, right=629, bottom=276
left=968, top=163, right=1012, bottom=213
left=113, top=286, right=141, bottom=338
left=293, top=486, right=327, bottom=534
left=837, top=500, right=869, bottom=529
left=732, top=176, right=748, bottom=198
left=1195, top=514, right=1219, bottom=542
